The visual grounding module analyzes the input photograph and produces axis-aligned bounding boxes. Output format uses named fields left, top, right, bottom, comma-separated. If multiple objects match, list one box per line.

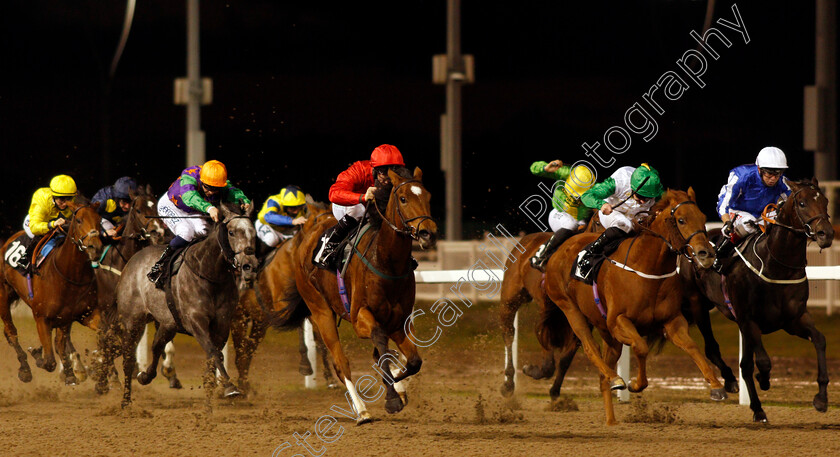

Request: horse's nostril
left=242, top=264, right=252, bottom=272
left=419, top=230, right=431, bottom=240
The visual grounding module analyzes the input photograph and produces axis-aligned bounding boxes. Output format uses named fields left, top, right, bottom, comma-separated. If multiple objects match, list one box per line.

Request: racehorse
left=679, top=178, right=833, bottom=423
left=0, top=202, right=103, bottom=385
left=293, top=167, right=436, bottom=424
left=234, top=201, right=339, bottom=393
left=544, top=188, right=726, bottom=425
left=96, top=203, right=258, bottom=405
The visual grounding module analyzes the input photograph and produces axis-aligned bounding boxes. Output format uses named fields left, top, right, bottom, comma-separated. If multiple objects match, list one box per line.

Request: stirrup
left=313, top=242, right=339, bottom=269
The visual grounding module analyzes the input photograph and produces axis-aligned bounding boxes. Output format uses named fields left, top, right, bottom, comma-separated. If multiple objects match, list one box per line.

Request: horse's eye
left=678, top=218, right=685, bottom=224
left=228, top=230, right=234, bottom=236
left=400, top=196, right=407, bottom=204
left=798, top=200, right=806, bottom=207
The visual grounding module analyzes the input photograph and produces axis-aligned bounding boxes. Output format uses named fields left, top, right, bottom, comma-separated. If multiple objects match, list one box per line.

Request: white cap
left=755, top=146, right=788, bottom=169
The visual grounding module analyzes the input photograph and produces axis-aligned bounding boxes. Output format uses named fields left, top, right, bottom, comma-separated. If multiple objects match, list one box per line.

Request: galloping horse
left=234, top=201, right=338, bottom=393
left=544, top=189, right=726, bottom=425
left=294, top=167, right=436, bottom=424
left=0, top=202, right=103, bottom=384
left=680, top=178, right=834, bottom=423
left=97, top=203, right=258, bottom=405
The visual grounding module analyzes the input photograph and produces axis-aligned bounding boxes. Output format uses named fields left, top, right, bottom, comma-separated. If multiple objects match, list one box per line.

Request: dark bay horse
left=294, top=167, right=436, bottom=425
left=97, top=204, right=258, bottom=405
left=544, top=189, right=726, bottom=425
left=0, top=202, right=103, bottom=384
left=234, top=202, right=338, bottom=393
left=680, top=178, right=834, bottom=423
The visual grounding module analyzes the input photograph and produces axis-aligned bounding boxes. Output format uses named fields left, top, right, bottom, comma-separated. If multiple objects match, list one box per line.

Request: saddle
left=571, top=236, right=626, bottom=285
left=158, top=244, right=190, bottom=289
left=3, top=232, right=64, bottom=276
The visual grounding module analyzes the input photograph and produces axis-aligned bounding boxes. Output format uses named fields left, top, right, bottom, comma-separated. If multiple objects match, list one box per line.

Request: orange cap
left=200, top=160, right=228, bottom=188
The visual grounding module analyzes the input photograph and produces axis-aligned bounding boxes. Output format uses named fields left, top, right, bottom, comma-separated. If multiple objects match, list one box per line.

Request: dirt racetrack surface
left=2, top=305, right=840, bottom=457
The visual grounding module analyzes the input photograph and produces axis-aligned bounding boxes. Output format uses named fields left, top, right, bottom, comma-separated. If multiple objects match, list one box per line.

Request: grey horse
left=97, top=203, right=258, bottom=406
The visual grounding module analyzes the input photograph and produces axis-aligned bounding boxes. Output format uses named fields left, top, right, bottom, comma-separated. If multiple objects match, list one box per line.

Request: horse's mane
left=366, top=166, right=414, bottom=230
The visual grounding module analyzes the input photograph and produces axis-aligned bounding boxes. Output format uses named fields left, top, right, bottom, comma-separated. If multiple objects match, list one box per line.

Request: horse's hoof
left=74, top=370, right=88, bottom=383
left=385, top=396, right=404, bottom=414
left=724, top=379, right=740, bottom=394
left=628, top=378, right=647, bottom=393
left=299, top=361, right=314, bottom=377
left=137, top=371, right=154, bottom=385
left=326, top=381, right=341, bottom=390
left=813, top=395, right=828, bottom=413
left=43, top=361, right=56, bottom=372
left=398, top=391, right=408, bottom=407
left=710, top=388, right=727, bottom=402
left=28, top=346, right=43, bottom=361
left=169, top=377, right=183, bottom=389
left=610, top=377, right=627, bottom=391
left=64, top=375, right=78, bottom=386
left=753, top=411, right=768, bottom=423
left=522, top=364, right=550, bottom=380
left=18, top=368, right=32, bottom=383
left=756, top=373, right=770, bottom=391
left=95, top=382, right=110, bottom=395
left=223, top=385, right=242, bottom=398
left=356, top=412, right=373, bottom=425
left=500, top=380, right=515, bottom=398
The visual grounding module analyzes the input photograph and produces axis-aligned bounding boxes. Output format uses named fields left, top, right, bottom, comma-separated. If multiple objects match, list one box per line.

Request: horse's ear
left=812, top=176, right=820, bottom=187
left=129, top=188, right=138, bottom=200
left=145, top=183, right=153, bottom=196
left=245, top=202, right=255, bottom=219
left=413, top=167, right=423, bottom=181
left=687, top=186, right=696, bottom=201
left=91, top=201, right=101, bottom=211
left=219, top=203, right=233, bottom=221
left=388, top=168, right=403, bottom=185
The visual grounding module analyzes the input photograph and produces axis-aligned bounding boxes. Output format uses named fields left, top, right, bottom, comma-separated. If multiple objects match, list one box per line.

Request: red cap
left=370, top=144, right=405, bottom=168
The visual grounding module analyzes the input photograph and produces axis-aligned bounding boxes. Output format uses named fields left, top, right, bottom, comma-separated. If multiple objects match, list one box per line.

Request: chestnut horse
left=294, top=167, right=436, bottom=424
left=234, top=201, right=338, bottom=393
left=0, top=202, right=103, bottom=384
left=680, top=178, right=834, bottom=423
left=544, top=189, right=726, bottom=425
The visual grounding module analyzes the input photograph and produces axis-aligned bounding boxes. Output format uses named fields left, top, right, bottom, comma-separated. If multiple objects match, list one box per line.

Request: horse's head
left=778, top=178, right=833, bottom=249
left=651, top=188, right=715, bottom=269
left=219, top=203, right=259, bottom=284
left=385, top=167, right=438, bottom=250
left=126, top=190, right=167, bottom=245
left=66, top=201, right=104, bottom=261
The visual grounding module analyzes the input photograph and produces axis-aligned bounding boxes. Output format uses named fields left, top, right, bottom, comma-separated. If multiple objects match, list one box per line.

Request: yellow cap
left=563, top=165, right=595, bottom=197
left=50, top=175, right=77, bottom=197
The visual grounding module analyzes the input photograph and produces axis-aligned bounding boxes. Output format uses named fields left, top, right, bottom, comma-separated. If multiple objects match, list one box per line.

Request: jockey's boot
left=576, top=227, right=626, bottom=279
left=530, top=228, right=575, bottom=272
left=313, top=215, right=360, bottom=270
left=712, top=236, right=735, bottom=274
left=147, top=246, right=175, bottom=289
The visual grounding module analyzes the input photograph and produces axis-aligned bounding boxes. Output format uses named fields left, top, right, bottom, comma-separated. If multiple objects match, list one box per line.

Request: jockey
left=528, top=160, right=595, bottom=271
left=148, top=160, right=251, bottom=288
left=91, top=176, right=138, bottom=239
left=312, top=144, right=404, bottom=270
left=575, top=163, right=665, bottom=279
left=713, top=146, right=790, bottom=272
left=255, top=185, right=308, bottom=248
left=20, top=174, right=78, bottom=267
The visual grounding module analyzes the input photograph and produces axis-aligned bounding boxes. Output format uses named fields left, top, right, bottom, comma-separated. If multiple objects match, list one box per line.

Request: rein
left=183, top=215, right=253, bottom=283
left=370, top=179, right=434, bottom=241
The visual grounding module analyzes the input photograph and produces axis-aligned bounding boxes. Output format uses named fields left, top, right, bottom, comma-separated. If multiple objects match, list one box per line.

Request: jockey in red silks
left=312, top=144, right=405, bottom=270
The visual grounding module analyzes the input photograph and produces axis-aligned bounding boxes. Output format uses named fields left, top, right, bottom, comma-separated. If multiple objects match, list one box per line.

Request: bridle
left=371, top=179, right=434, bottom=240
left=640, top=199, right=707, bottom=262
left=216, top=215, right=255, bottom=270
left=65, top=205, right=101, bottom=254
left=766, top=184, right=830, bottom=240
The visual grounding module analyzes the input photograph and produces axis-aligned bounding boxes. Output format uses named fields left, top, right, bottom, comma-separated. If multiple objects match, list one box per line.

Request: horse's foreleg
left=137, top=325, right=176, bottom=386
left=297, top=324, right=313, bottom=376
left=785, top=312, right=828, bottom=412
left=389, top=328, right=423, bottom=409
left=369, top=327, right=404, bottom=414
left=190, top=321, right=240, bottom=398
left=549, top=341, right=579, bottom=400
left=54, top=326, right=77, bottom=385
left=690, top=297, right=738, bottom=393
left=232, top=315, right=267, bottom=394
left=64, top=336, right=87, bottom=383
left=0, top=292, right=32, bottom=382
left=309, top=309, right=371, bottom=424
left=315, top=330, right=338, bottom=388
left=739, top=320, right=766, bottom=422
left=663, top=315, right=727, bottom=401
left=161, top=342, right=181, bottom=389
left=499, top=291, right=524, bottom=397
left=611, top=315, right=649, bottom=393
left=556, top=304, right=623, bottom=389
left=33, top=317, right=57, bottom=372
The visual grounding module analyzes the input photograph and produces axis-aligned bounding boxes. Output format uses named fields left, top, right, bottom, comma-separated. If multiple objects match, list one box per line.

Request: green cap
left=630, top=163, right=664, bottom=198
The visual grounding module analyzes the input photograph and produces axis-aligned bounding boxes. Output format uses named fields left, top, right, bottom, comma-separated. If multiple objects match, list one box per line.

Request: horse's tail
left=257, top=281, right=310, bottom=331
left=535, top=298, right=576, bottom=352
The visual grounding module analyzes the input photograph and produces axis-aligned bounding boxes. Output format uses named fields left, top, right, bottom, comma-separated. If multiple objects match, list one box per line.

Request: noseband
left=218, top=215, right=255, bottom=270
left=371, top=179, right=434, bottom=240
left=64, top=205, right=100, bottom=253
left=768, top=185, right=830, bottom=239
left=641, top=199, right=706, bottom=262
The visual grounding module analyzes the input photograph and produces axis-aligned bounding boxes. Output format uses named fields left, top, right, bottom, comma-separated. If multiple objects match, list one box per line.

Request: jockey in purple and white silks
left=712, top=146, right=790, bottom=272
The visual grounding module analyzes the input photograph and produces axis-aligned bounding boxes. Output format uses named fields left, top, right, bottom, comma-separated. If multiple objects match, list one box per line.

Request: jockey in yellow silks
left=256, top=185, right=309, bottom=247
left=20, top=174, right=78, bottom=267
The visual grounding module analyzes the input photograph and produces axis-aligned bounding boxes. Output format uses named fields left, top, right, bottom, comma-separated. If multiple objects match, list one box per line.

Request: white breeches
left=598, top=210, right=634, bottom=233
left=255, top=220, right=293, bottom=247
left=157, top=194, right=208, bottom=242
left=730, top=210, right=760, bottom=238
left=547, top=209, right=581, bottom=232
left=332, top=203, right=366, bottom=221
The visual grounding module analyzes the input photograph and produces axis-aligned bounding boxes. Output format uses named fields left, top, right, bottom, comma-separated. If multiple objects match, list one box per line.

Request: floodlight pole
left=186, top=0, right=205, bottom=167
left=444, top=0, right=463, bottom=240
left=815, top=0, right=837, bottom=181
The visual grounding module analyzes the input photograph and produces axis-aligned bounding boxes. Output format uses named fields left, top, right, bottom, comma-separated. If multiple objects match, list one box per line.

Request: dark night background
left=0, top=1, right=834, bottom=239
